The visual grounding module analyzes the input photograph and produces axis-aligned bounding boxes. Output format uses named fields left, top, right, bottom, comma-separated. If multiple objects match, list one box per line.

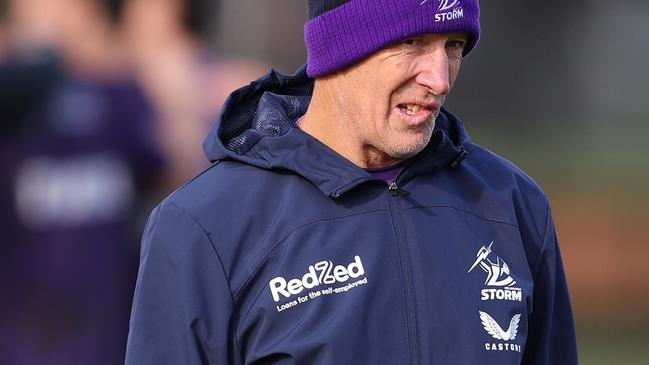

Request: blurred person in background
left=122, top=0, right=266, bottom=188
left=0, top=0, right=5, bottom=56
left=0, top=0, right=163, bottom=364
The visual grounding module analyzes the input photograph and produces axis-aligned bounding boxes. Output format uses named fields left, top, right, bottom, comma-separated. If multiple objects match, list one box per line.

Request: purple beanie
left=305, top=0, right=481, bottom=77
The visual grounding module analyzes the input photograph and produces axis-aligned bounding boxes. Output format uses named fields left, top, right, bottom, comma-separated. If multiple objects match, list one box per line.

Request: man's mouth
left=398, top=103, right=425, bottom=115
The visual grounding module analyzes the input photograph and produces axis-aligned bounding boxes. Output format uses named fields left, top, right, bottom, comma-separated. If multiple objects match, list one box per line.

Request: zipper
left=388, top=181, right=410, bottom=197
left=386, top=181, right=421, bottom=365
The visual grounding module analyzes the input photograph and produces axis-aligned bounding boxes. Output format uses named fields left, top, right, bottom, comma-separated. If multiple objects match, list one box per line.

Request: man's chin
left=388, top=129, right=435, bottom=159
left=383, top=139, right=431, bottom=160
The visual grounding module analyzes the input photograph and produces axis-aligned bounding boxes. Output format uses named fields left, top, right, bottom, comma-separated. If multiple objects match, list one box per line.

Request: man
left=126, top=1, right=579, bottom=364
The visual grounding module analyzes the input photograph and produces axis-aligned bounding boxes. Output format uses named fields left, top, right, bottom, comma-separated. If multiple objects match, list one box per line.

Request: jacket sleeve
left=523, top=208, right=579, bottom=365
left=125, top=202, right=239, bottom=364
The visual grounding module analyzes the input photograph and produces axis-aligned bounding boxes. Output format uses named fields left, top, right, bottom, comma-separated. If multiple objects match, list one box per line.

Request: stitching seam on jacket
left=164, top=202, right=243, bottom=355
left=406, top=204, right=518, bottom=228
left=531, top=202, right=552, bottom=279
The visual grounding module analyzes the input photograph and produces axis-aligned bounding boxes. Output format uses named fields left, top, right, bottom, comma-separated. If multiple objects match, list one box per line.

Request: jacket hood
left=203, top=66, right=472, bottom=197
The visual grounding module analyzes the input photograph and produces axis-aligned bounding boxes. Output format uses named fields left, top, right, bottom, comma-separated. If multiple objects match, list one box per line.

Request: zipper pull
left=388, top=181, right=410, bottom=197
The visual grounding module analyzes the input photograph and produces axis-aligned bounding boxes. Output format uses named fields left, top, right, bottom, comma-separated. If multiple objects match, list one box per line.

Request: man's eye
left=403, top=38, right=422, bottom=46
left=446, top=40, right=466, bottom=50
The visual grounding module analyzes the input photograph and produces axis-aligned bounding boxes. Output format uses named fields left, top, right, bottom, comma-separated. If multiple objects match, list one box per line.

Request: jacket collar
left=204, top=66, right=472, bottom=198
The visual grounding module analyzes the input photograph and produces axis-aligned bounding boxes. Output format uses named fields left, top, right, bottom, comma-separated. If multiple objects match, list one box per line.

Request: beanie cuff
left=305, top=0, right=480, bottom=78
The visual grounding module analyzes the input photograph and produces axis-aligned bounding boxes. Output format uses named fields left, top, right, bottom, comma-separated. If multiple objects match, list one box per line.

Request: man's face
left=330, top=32, right=467, bottom=164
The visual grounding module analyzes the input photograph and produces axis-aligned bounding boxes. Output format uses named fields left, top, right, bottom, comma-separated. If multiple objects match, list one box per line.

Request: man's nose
left=414, top=49, right=450, bottom=96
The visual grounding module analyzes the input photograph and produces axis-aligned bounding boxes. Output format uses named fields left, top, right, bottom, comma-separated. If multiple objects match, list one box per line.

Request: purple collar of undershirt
left=364, top=163, right=403, bottom=183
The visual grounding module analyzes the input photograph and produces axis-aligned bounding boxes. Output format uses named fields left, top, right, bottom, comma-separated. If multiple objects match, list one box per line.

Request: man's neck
left=299, top=79, right=402, bottom=169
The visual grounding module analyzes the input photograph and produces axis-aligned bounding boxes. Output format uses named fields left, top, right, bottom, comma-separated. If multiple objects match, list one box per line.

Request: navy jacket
left=126, top=67, right=578, bottom=364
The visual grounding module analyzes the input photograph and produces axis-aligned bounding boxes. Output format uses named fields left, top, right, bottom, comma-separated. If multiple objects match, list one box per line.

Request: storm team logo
left=468, top=241, right=516, bottom=287
left=419, top=0, right=465, bottom=22
left=468, top=242, right=523, bottom=302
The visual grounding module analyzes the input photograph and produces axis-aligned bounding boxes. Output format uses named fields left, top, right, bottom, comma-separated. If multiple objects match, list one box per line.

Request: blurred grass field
left=580, top=332, right=649, bottom=365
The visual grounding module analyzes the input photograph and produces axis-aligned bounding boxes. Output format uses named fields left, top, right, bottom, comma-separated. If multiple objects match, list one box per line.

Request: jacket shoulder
left=164, top=159, right=297, bottom=214
left=464, top=143, right=551, bottom=242
left=152, top=160, right=312, bottom=295
left=468, top=143, right=548, bottom=201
